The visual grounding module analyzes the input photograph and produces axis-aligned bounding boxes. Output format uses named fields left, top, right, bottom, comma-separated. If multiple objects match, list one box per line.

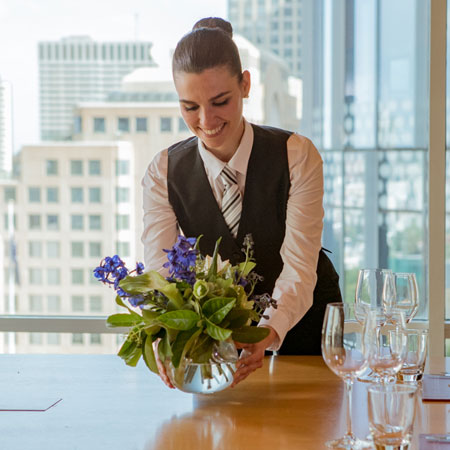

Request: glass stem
left=344, top=379, right=355, bottom=439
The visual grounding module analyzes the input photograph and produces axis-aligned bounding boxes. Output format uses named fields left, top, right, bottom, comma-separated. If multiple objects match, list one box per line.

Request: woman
left=141, top=17, right=341, bottom=387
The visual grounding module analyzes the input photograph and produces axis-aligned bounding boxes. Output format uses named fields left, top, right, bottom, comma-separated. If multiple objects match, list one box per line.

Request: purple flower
left=163, top=236, right=198, bottom=285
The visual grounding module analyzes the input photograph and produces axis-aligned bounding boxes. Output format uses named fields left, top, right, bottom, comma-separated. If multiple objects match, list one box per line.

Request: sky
left=0, top=0, right=227, bottom=152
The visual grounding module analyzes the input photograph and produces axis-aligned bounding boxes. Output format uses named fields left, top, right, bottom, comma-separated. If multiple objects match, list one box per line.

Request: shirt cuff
left=258, top=307, right=291, bottom=351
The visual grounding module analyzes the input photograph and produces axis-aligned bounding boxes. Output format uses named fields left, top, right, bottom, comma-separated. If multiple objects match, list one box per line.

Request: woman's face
left=174, top=66, right=250, bottom=162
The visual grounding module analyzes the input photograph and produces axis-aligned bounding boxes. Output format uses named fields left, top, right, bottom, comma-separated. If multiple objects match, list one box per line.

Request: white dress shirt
left=141, top=119, right=324, bottom=350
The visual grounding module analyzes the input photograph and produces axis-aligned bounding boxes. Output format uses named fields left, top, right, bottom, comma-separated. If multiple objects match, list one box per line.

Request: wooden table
left=0, top=355, right=448, bottom=450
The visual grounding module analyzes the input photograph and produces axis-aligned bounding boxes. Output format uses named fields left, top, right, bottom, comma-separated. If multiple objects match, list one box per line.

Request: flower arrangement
left=94, top=235, right=276, bottom=382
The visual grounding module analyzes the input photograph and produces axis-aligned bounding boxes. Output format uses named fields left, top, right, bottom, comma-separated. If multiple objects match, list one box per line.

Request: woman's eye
left=213, top=99, right=229, bottom=107
left=184, top=105, right=198, bottom=112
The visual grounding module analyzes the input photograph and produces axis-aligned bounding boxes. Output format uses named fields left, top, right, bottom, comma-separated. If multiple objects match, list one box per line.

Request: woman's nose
left=198, top=107, right=216, bottom=128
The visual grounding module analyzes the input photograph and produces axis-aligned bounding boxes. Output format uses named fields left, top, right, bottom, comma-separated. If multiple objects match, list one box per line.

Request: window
left=29, top=214, right=41, bottom=230
left=118, top=117, right=130, bottom=133
left=71, top=187, right=84, bottom=203
left=89, top=215, right=101, bottom=230
left=70, top=160, right=83, bottom=176
left=116, top=160, right=130, bottom=175
left=71, top=269, right=84, bottom=285
left=72, top=333, right=84, bottom=344
left=178, top=117, right=189, bottom=132
left=47, top=187, right=59, bottom=203
left=47, top=333, right=61, bottom=345
left=47, top=214, right=59, bottom=230
left=160, top=117, right=172, bottom=132
left=47, top=241, right=60, bottom=258
left=28, top=187, right=41, bottom=203
left=4, top=187, right=16, bottom=202
left=115, top=187, right=129, bottom=202
left=71, top=295, right=84, bottom=312
left=71, top=215, right=84, bottom=230
left=89, top=187, right=101, bottom=203
left=71, top=241, right=84, bottom=257
left=4, top=213, right=17, bottom=229
left=93, top=117, right=106, bottom=133
left=29, top=333, right=43, bottom=345
left=89, top=160, right=101, bottom=175
left=46, top=160, right=58, bottom=176
left=89, top=295, right=102, bottom=312
left=29, top=268, right=43, bottom=285
left=28, top=241, right=42, bottom=258
left=88, top=268, right=97, bottom=285
left=29, top=295, right=43, bottom=312
left=136, top=117, right=148, bottom=132
left=90, top=334, right=102, bottom=345
left=47, top=268, right=60, bottom=285
left=116, top=241, right=130, bottom=257
left=116, top=214, right=130, bottom=230
left=47, top=295, right=61, bottom=312
left=74, top=116, right=82, bottom=134
left=89, top=242, right=102, bottom=258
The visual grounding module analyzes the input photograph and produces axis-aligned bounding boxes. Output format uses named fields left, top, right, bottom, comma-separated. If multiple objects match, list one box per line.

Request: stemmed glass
left=389, top=273, right=419, bottom=323
left=321, top=302, right=372, bottom=449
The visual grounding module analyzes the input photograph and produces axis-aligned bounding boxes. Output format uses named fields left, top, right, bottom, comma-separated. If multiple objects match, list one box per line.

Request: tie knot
left=221, top=165, right=237, bottom=187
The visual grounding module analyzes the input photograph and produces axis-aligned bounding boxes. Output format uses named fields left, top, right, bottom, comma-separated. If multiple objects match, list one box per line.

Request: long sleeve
left=258, top=133, right=324, bottom=350
left=141, top=149, right=179, bottom=273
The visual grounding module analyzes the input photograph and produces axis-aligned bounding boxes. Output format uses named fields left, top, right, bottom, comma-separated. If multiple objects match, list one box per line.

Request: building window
left=47, top=295, right=61, bottom=312
left=47, top=214, right=59, bottom=231
left=47, top=268, right=61, bottom=285
left=47, top=187, right=59, bottom=203
left=178, top=117, right=189, bottom=132
left=29, top=333, right=43, bottom=345
left=4, top=187, right=16, bottom=202
left=93, top=117, right=106, bottom=133
left=47, top=241, right=60, bottom=258
left=160, top=117, right=172, bottom=132
left=89, top=215, right=102, bottom=230
left=71, top=295, right=84, bottom=312
left=116, top=159, right=130, bottom=175
left=71, top=187, right=84, bottom=203
left=118, top=117, right=130, bottom=133
left=89, top=187, right=101, bottom=203
left=29, top=214, right=41, bottom=230
left=28, top=187, right=41, bottom=203
left=4, top=213, right=17, bottom=229
left=71, top=215, right=84, bottom=230
left=90, top=334, right=102, bottom=345
left=74, top=116, right=82, bottom=134
left=28, top=241, right=42, bottom=258
left=116, top=187, right=129, bottom=202
left=71, top=241, right=84, bottom=257
left=89, top=242, right=102, bottom=257
left=116, top=241, right=130, bottom=257
left=136, top=117, right=148, bottom=132
left=47, top=333, right=61, bottom=345
left=89, top=295, right=102, bottom=312
left=46, top=160, right=58, bottom=176
left=88, top=268, right=97, bottom=285
left=72, top=333, right=84, bottom=344
left=71, top=160, right=83, bottom=176
left=116, top=214, right=130, bottom=230
left=89, top=160, right=101, bottom=175
left=29, top=268, right=43, bottom=285
left=71, top=269, right=84, bottom=285
left=29, top=295, right=43, bottom=312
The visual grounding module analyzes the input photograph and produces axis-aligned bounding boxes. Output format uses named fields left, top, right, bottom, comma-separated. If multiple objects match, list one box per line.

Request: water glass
left=368, top=384, right=417, bottom=449
left=397, top=329, right=428, bottom=383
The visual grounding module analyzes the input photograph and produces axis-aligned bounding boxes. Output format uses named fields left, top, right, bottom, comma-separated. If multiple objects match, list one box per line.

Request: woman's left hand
left=231, top=326, right=278, bottom=387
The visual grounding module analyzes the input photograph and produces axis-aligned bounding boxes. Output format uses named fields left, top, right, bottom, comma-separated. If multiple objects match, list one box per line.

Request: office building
left=38, top=36, right=156, bottom=141
left=0, top=76, right=13, bottom=178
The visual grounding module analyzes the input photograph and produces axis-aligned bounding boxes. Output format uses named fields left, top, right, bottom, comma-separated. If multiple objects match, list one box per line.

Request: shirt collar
left=197, top=119, right=254, bottom=180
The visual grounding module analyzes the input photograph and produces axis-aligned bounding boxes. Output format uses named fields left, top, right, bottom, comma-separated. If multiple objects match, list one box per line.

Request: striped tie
left=220, top=165, right=242, bottom=238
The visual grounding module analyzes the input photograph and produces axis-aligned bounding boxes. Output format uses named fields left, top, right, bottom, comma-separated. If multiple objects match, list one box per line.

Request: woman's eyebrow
left=179, top=91, right=231, bottom=104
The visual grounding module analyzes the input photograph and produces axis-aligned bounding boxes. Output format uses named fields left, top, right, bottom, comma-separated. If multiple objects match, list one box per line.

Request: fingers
left=231, top=348, right=264, bottom=387
left=153, top=339, right=175, bottom=389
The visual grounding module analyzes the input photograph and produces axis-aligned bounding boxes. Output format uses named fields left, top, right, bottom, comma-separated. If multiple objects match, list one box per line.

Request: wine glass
left=389, top=273, right=419, bottom=323
left=321, top=302, right=372, bottom=449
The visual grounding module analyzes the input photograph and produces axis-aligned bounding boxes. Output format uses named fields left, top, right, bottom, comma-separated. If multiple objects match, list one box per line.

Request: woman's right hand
left=152, top=339, right=175, bottom=389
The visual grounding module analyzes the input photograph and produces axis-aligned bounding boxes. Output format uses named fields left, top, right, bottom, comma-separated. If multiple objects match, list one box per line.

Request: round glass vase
left=164, top=340, right=238, bottom=394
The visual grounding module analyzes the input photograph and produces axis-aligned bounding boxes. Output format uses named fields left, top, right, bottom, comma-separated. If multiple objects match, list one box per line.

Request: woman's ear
left=241, top=70, right=251, bottom=98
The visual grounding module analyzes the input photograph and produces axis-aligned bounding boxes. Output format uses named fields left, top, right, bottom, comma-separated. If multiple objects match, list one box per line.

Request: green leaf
left=232, top=326, right=270, bottom=343
left=142, top=309, right=159, bottom=323
left=171, top=328, right=199, bottom=368
left=202, top=297, right=236, bottom=324
left=158, top=331, right=173, bottom=361
left=207, top=237, right=222, bottom=278
left=205, top=318, right=232, bottom=341
left=119, top=271, right=168, bottom=295
left=117, top=336, right=142, bottom=367
left=189, top=334, right=215, bottom=363
left=142, top=336, right=158, bottom=374
left=226, top=308, right=251, bottom=329
left=158, top=310, right=200, bottom=330
left=161, top=283, right=184, bottom=309
left=238, top=261, right=256, bottom=277
left=106, top=313, right=143, bottom=328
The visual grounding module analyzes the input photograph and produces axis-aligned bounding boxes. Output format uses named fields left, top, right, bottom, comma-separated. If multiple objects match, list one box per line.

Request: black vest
left=167, top=124, right=341, bottom=355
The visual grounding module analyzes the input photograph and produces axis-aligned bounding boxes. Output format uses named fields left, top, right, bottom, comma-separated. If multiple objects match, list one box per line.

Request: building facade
left=0, top=76, right=13, bottom=178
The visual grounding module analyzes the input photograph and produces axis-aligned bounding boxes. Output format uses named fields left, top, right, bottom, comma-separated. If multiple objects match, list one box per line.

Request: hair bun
left=192, top=17, right=233, bottom=38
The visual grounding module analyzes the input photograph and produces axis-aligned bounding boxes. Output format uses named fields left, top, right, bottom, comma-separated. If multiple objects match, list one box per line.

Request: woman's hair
left=172, top=17, right=243, bottom=80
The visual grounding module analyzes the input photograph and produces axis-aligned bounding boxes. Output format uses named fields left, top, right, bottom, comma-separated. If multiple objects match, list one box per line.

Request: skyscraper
left=38, top=36, right=156, bottom=141
left=0, top=76, right=13, bottom=178
left=228, top=0, right=304, bottom=77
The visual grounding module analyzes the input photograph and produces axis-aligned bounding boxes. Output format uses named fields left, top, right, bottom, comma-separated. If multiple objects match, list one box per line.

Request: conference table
left=0, top=354, right=448, bottom=450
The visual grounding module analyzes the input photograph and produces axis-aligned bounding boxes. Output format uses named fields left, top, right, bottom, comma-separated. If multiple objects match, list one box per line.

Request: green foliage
left=232, top=326, right=270, bottom=343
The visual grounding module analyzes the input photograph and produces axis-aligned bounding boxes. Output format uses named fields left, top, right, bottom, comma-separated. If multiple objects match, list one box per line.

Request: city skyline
left=0, top=0, right=227, bottom=153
